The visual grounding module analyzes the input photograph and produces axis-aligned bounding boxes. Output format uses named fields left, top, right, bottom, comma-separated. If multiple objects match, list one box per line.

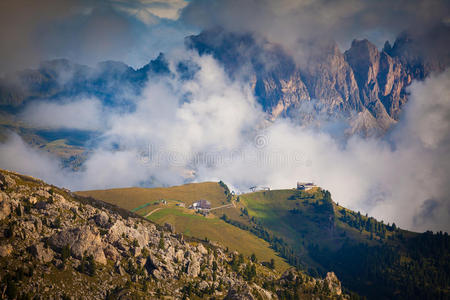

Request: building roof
left=192, top=199, right=211, bottom=209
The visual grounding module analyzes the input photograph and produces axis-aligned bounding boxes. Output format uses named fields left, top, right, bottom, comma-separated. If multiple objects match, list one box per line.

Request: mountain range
left=1, top=25, right=448, bottom=137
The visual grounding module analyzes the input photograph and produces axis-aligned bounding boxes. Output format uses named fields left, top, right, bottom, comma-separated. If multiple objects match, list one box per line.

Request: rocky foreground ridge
left=0, top=169, right=347, bottom=299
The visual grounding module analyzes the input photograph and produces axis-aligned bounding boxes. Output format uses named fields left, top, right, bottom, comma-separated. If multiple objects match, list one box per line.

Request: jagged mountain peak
left=186, top=27, right=448, bottom=136
left=137, top=52, right=170, bottom=76
left=96, top=60, right=135, bottom=73
left=346, top=39, right=380, bottom=61
left=387, top=23, right=450, bottom=78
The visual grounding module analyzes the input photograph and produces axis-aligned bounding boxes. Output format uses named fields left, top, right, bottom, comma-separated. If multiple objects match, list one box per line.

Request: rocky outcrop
left=49, top=225, right=107, bottom=265
left=324, top=272, right=342, bottom=296
left=302, top=41, right=363, bottom=115
left=225, top=282, right=255, bottom=300
left=0, top=244, right=13, bottom=257
left=104, top=243, right=120, bottom=262
left=0, top=191, right=11, bottom=220
left=0, top=174, right=14, bottom=188
left=94, top=211, right=109, bottom=227
left=28, top=242, right=54, bottom=263
left=186, top=258, right=201, bottom=277
left=345, top=40, right=389, bottom=123
left=163, top=222, right=175, bottom=233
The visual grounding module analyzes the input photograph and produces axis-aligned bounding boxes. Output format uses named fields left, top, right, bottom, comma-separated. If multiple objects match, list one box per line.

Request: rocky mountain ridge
left=0, top=53, right=170, bottom=111
left=187, top=25, right=450, bottom=135
left=0, top=169, right=347, bottom=299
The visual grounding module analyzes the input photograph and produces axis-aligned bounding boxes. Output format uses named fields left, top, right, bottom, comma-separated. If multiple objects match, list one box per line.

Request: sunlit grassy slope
left=77, top=184, right=403, bottom=260
left=77, top=182, right=229, bottom=211
left=147, top=206, right=289, bottom=272
left=234, top=189, right=450, bottom=300
left=240, top=189, right=356, bottom=246
left=77, top=182, right=290, bottom=272
left=235, top=188, right=402, bottom=259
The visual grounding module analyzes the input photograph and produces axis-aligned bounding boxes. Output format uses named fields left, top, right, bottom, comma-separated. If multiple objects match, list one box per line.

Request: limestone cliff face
left=253, top=70, right=310, bottom=120
left=301, top=41, right=362, bottom=115
left=378, top=51, right=409, bottom=120
left=345, top=39, right=396, bottom=132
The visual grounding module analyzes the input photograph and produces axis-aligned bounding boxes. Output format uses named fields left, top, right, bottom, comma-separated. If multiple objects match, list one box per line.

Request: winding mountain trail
left=144, top=207, right=162, bottom=218
left=209, top=201, right=236, bottom=211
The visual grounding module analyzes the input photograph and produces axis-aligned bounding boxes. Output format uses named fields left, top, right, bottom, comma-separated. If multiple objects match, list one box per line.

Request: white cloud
left=1, top=54, right=449, bottom=233
left=114, top=0, right=189, bottom=23
left=0, top=133, right=69, bottom=187
left=20, top=98, right=104, bottom=130
left=0, top=0, right=195, bottom=72
left=182, top=0, right=449, bottom=58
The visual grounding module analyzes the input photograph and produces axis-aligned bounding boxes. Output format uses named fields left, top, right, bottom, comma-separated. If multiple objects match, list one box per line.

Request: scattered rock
left=16, top=203, right=24, bottom=216
left=0, top=192, right=11, bottom=220
left=115, top=261, right=125, bottom=275
left=164, top=222, right=175, bottom=233
left=225, top=283, right=255, bottom=300
left=29, top=243, right=54, bottom=263
left=131, top=246, right=141, bottom=257
left=48, top=225, right=107, bottom=265
left=198, top=281, right=209, bottom=290
left=175, top=249, right=184, bottom=262
left=144, top=254, right=160, bottom=277
left=186, top=259, right=200, bottom=277
left=94, top=211, right=109, bottom=228
left=91, top=245, right=107, bottom=265
left=197, top=243, right=208, bottom=255
left=52, top=193, right=66, bottom=203
left=34, top=201, right=48, bottom=210
left=324, top=272, right=342, bottom=295
left=33, top=217, right=43, bottom=233
left=28, top=196, right=38, bottom=205
left=136, top=256, right=147, bottom=269
left=0, top=173, right=16, bottom=189
left=0, top=169, right=348, bottom=299
left=0, top=244, right=13, bottom=257
left=35, top=189, right=51, bottom=199
left=104, top=244, right=120, bottom=262
left=280, top=268, right=297, bottom=282
left=108, top=220, right=150, bottom=248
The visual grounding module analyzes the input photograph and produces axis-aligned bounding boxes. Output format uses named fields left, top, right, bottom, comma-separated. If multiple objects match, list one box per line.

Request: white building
left=189, top=199, right=211, bottom=210
left=297, top=182, right=316, bottom=191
